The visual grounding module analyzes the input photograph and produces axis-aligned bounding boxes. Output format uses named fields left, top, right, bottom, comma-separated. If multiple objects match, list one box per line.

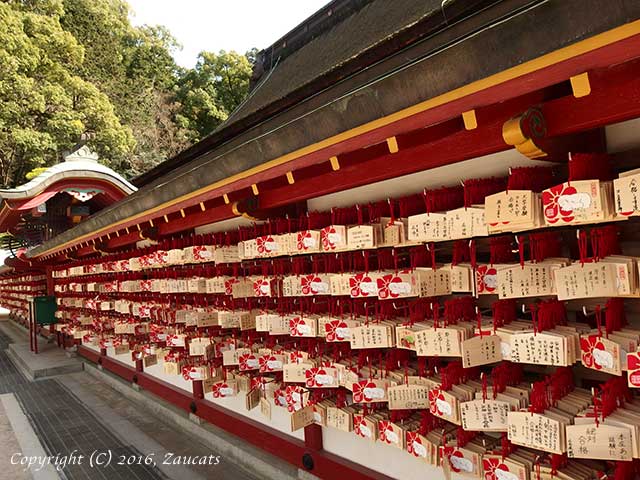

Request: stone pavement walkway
left=0, top=399, right=30, bottom=480
left=0, top=321, right=259, bottom=480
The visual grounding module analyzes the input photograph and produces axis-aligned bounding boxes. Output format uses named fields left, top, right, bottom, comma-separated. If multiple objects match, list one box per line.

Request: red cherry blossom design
left=406, top=432, right=423, bottom=457
left=376, top=274, right=404, bottom=299
left=321, top=226, right=339, bottom=251
left=429, top=388, right=447, bottom=416
left=297, top=231, right=314, bottom=251
left=256, top=236, right=275, bottom=254
left=378, top=420, right=394, bottom=444
left=211, top=382, right=230, bottom=398
left=300, top=275, right=322, bottom=295
left=628, top=355, right=640, bottom=387
left=253, top=278, right=270, bottom=297
left=441, top=447, right=465, bottom=473
left=192, top=245, right=209, bottom=261
left=259, top=355, right=273, bottom=372
left=224, top=278, right=237, bottom=295
left=289, top=317, right=306, bottom=336
left=353, top=414, right=369, bottom=438
left=542, top=184, right=577, bottom=223
left=285, top=386, right=304, bottom=412
left=182, top=366, right=196, bottom=380
left=273, top=388, right=286, bottom=407
left=251, top=376, right=268, bottom=391
left=349, top=273, right=373, bottom=297
left=238, top=353, right=258, bottom=371
left=325, top=320, right=348, bottom=342
left=289, top=351, right=305, bottom=363
left=476, top=265, right=498, bottom=294
left=352, top=380, right=376, bottom=403
left=482, top=458, right=510, bottom=480
left=628, top=354, right=640, bottom=370
left=580, top=335, right=605, bottom=369
left=305, top=367, right=327, bottom=388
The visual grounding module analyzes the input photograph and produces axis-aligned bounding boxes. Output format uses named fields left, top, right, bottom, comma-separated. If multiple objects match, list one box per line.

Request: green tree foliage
left=176, top=50, right=253, bottom=140
left=0, top=0, right=254, bottom=186
left=0, top=0, right=134, bottom=186
left=25, top=167, right=48, bottom=180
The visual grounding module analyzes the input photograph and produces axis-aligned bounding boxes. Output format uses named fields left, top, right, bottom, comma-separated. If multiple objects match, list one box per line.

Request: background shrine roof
left=0, top=146, right=137, bottom=201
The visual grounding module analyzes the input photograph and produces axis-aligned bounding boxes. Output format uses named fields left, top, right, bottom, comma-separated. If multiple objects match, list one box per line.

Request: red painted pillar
left=193, top=380, right=204, bottom=399
left=304, top=424, right=323, bottom=451
left=135, top=358, right=144, bottom=373
left=45, top=266, right=54, bottom=296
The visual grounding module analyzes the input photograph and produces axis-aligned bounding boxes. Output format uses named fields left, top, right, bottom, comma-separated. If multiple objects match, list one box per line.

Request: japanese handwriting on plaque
left=350, top=325, right=393, bottom=349
left=460, top=400, right=510, bottom=431
left=291, top=405, right=315, bottom=432
left=553, top=263, right=618, bottom=300
left=388, top=384, right=430, bottom=410
left=461, top=335, right=502, bottom=368
left=566, top=424, right=632, bottom=461
left=414, top=328, right=462, bottom=357
left=613, top=172, right=640, bottom=217
left=497, top=264, right=554, bottom=299
left=507, top=412, right=565, bottom=454
left=510, top=332, right=568, bottom=366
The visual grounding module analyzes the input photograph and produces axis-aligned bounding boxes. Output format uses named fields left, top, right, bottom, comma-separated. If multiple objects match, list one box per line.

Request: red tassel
left=456, top=427, right=477, bottom=448
left=536, top=299, right=567, bottom=331
left=568, top=152, right=614, bottom=182
left=492, top=299, right=517, bottom=328
left=590, top=225, right=621, bottom=260
left=398, top=193, right=425, bottom=218
left=452, top=240, right=470, bottom=266
left=464, top=177, right=508, bottom=207
left=605, top=298, right=626, bottom=335
left=490, top=236, right=516, bottom=264
left=424, top=186, right=464, bottom=213
left=529, top=231, right=562, bottom=262
left=443, top=297, right=475, bottom=324
left=550, top=454, right=567, bottom=475
left=508, top=166, right=556, bottom=193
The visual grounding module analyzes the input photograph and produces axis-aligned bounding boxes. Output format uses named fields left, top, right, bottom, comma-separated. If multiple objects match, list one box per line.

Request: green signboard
left=33, top=296, right=57, bottom=325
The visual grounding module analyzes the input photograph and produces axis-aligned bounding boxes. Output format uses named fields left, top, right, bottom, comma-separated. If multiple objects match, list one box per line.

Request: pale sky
left=128, top=0, right=332, bottom=68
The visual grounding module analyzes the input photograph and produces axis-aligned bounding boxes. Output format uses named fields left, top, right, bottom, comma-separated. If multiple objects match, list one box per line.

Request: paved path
left=0, top=322, right=258, bottom=480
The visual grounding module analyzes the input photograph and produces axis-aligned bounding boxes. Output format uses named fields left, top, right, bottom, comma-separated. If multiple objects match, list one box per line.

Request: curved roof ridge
left=0, top=159, right=137, bottom=200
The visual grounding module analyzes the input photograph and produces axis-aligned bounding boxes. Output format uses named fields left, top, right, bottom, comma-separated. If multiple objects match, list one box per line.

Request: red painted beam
left=105, top=55, right=640, bottom=237
left=258, top=116, right=509, bottom=209
left=104, top=230, right=145, bottom=250
left=543, top=58, right=640, bottom=135
left=78, top=345, right=100, bottom=363
left=137, top=373, right=195, bottom=412
left=73, top=244, right=101, bottom=258
left=239, top=59, right=640, bottom=211
left=156, top=204, right=235, bottom=237
left=100, top=355, right=137, bottom=383
left=156, top=32, right=640, bottom=206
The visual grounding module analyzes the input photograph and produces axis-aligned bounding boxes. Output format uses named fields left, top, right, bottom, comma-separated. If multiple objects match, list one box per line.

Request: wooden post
left=192, top=379, right=204, bottom=400
left=304, top=424, right=323, bottom=451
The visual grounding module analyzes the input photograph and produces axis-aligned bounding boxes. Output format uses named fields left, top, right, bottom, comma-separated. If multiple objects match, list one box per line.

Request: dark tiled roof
left=220, top=0, right=444, bottom=128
